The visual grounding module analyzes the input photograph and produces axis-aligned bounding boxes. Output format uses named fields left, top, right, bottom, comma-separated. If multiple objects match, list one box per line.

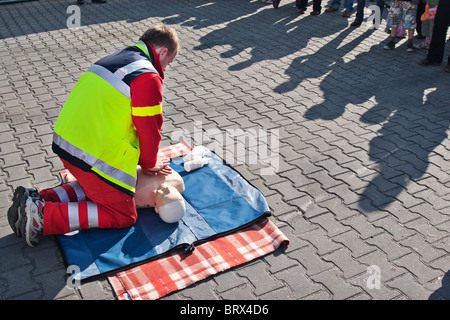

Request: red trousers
left=40, top=159, right=137, bottom=235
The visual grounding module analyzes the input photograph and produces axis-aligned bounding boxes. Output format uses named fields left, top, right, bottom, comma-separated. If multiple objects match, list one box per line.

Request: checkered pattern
left=108, top=218, right=289, bottom=300
left=158, top=139, right=193, bottom=159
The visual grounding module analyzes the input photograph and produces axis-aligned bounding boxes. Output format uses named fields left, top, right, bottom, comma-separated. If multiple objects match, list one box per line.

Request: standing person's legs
left=297, top=0, right=308, bottom=12
left=326, top=0, right=341, bottom=11
left=401, top=1, right=417, bottom=52
left=343, top=0, right=354, bottom=12
left=355, top=0, right=366, bottom=23
left=426, top=0, right=450, bottom=63
left=377, top=0, right=385, bottom=17
left=312, top=0, right=322, bottom=12
left=387, top=1, right=401, bottom=36
left=416, top=0, right=425, bottom=37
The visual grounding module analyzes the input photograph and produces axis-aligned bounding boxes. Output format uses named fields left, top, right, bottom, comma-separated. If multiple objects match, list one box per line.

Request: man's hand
left=141, top=155, right=172, bottom=176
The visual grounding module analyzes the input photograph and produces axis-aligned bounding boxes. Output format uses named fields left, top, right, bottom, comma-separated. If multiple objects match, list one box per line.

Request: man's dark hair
left=139, top=25, right=179, bottom=54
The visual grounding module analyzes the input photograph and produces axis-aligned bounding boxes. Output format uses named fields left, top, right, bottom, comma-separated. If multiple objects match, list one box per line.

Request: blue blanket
left=57, top=153, right=270, bottom=280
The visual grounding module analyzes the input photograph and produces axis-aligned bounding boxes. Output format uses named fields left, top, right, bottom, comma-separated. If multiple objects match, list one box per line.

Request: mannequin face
left=154, top=183, right=183, bottom=210
left=154, top=183, right=186, bottom=222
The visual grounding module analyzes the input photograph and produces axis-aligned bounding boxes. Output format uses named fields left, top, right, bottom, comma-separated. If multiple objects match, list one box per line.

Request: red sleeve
left=130, top=72, right=164, bottom=169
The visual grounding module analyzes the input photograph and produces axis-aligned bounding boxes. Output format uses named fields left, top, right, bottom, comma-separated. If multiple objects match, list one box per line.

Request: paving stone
left=386, top=273, right=434, bottom=300
left=310, top=212, right=351, bottom=237
left=218, top=284, right=256, bottom=300
left=323, top=247, right=368, bottom=279
left=287, top=246, right=333, bottom=277
left=349, top=272, right=402, bottom=300
left=318, top=197, right=359, bottom=221
left=392, top=253, right=443, bottom=285
left=332, top=230, right=377, bottom=259
left=340, top=214, right=384, bottom=240
left=310, top=268, right=361, bottom=300
left=372, top=215, right=416, bottom=241
left=274, top=265, right=324, bottom=299
left=358, top=250, right=407, bottom=283
left=214, top=271, right=247, bottom=294
left=366, top=232, right=412, bottom=261
left=236, top=261, right=284, bottom=297
left=1, top=264, right=40, bottom=299
left=399, top=233, right=448, bottom=263
left=299, top=228, right=342, bottom=256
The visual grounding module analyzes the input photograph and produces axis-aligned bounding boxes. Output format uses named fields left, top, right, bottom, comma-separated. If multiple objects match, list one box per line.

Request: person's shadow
left=429, top=270, right=450, bottom=300
left=303, top=41, right=450, bottom=213
left=194, top=5, right=347, bottom=72
left=161, top=0, right=258, bottom=30
left=274, top=26, right=375, bottom=98
left=359, top=77, right=449, bottom=212
left=0, top=0, right=253, bottom=40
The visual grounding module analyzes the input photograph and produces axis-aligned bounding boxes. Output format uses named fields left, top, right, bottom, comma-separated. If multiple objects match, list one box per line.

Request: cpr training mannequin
left=135, top=146, right=211, bottom=222
left=135, top=166, right=186, bottom=223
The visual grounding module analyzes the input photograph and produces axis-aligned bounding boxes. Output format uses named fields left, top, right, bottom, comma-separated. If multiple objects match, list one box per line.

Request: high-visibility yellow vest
left=52, top=41, right=160, bottom=195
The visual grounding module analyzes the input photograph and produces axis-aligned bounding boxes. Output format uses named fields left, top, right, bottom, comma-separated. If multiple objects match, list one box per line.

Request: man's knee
left=109, top=199, right=138, bottom=228
left=115, top=211, right=137, bottom=228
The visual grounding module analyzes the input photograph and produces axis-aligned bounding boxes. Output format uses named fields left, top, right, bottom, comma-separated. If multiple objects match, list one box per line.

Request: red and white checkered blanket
left=158, top=139, right=193, bottom=159
left=108, top=218, right=289, bottom=300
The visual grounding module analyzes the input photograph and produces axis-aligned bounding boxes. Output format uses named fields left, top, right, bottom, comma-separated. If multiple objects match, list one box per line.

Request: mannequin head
left=154, top=183, right=186, bottom=223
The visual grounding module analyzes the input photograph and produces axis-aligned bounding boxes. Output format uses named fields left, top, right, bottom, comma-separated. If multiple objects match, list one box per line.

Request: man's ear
left=156, top=46, right=169, bottom=59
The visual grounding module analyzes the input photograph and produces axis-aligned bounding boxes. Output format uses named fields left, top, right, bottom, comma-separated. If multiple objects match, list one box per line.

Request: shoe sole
left=19, top=196, right=39, bottom=248
left=7, top=186, right=27, bottom=237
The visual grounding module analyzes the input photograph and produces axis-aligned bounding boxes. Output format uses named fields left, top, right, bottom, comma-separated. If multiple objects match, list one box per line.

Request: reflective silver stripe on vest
left=87, top=64, right=131, bottom=99
left=53, top=132, right=136, bottom=189
left=87, top=59, right=158, bottom=99
left=114, top=59, right=159, bottom=80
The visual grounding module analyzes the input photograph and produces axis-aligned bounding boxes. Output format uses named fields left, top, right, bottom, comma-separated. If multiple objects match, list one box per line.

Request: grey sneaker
left=406, top=39, right=414, bottom=52
left=19, top=195, right=45, bottom=248
left=8, top=186, right=40, bottom=237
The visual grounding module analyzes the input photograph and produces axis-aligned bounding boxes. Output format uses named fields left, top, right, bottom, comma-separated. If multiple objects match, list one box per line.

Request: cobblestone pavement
left=0, top=0, right=449, bottom=300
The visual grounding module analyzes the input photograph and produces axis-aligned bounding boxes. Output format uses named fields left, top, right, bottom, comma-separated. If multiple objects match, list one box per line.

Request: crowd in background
left=265, top=0, right=450, bottom=72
